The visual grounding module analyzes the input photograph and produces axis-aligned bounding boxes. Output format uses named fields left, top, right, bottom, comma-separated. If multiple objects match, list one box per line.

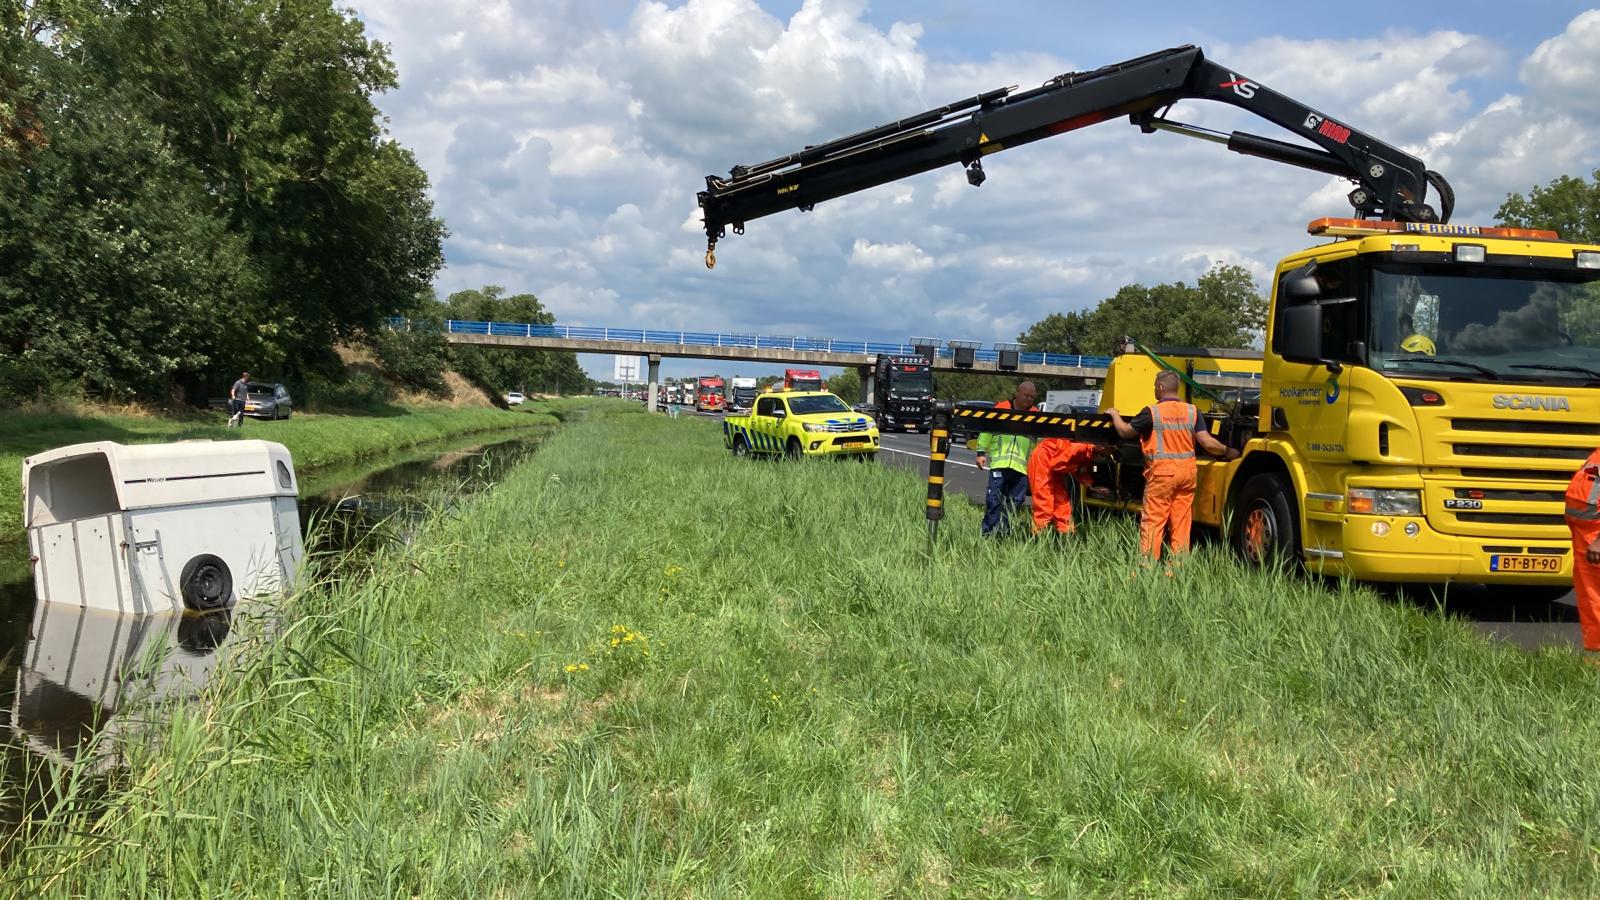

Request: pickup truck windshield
left=1370, top=263, right=1600, bottom=383
left=787, top=395, right=851, bottom=415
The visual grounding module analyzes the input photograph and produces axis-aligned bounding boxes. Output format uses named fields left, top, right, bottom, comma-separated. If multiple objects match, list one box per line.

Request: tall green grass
left=7, top=410, right=1600, bottom=895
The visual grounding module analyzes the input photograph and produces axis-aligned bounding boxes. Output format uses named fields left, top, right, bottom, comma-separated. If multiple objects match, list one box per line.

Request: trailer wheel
left=180, top=554, right=233, bottom=611
left=731, top=435, right=750, bottom=458
left=1231, top=472, right=1300, bottom=567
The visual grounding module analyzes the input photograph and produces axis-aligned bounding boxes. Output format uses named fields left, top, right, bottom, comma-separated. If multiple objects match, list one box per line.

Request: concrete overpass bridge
left=408, top=318, right=1262, bottom=410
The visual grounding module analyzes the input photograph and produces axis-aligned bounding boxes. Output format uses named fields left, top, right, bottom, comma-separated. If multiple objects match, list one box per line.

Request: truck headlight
left=1347, top=488, right=1422, bottom=516
left=802, top=422, right=827, bottom=432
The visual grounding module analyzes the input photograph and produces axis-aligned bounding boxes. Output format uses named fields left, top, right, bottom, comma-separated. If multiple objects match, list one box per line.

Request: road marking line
left=878, top=446, right=980, bottom=469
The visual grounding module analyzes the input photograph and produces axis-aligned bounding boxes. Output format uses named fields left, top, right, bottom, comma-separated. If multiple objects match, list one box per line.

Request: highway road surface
left=874, top=430, right=1583, bottom=653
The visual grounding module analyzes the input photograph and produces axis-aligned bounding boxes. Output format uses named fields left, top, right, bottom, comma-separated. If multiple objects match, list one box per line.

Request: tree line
left=0, top=1, right=586, bottom=405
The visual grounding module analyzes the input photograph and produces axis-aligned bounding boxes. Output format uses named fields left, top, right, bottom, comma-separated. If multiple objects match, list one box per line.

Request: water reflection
left=10, top=604, right=233, bottom=775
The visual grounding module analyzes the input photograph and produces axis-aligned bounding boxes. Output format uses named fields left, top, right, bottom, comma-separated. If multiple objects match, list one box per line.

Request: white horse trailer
left=24, top=440, right=304, bottom=614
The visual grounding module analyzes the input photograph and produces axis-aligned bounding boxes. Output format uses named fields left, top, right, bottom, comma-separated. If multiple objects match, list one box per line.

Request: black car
left=243, top=382, right=294, bottom=420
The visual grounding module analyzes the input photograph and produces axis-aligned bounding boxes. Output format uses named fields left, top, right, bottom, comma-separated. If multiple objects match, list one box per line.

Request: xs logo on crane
left=1219, top=73, right=1258, bottom=99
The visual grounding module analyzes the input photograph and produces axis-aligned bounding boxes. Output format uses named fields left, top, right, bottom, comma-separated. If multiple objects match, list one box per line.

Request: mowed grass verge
left=8, top=411, right=1600, bottom=896
left=0, top=398, right=601, bottom=544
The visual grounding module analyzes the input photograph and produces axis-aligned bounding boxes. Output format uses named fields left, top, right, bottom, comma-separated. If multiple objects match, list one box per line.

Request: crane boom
left=697, top=45, right=1453, bottom=266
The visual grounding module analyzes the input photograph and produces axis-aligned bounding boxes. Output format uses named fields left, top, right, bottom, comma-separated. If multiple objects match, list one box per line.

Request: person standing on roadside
left=1107, top=371, right=1238, bottom=564
left=1564, top=445, right=1600, bottom=655
left=974, top=381, right=1038, bottom=537
left=228, top=371, right=250, bottom=428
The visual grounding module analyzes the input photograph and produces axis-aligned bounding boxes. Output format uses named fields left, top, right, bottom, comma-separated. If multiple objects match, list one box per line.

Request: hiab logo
left=1304, top=113, right=1351, bottom=144
left=1220, top=73, right=1257, bottom=99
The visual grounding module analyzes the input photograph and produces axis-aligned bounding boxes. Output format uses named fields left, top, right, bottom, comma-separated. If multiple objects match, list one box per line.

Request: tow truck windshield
left=787, top=395, right=851, bottom=415
left=1368, top=264, right=1600, bottom=384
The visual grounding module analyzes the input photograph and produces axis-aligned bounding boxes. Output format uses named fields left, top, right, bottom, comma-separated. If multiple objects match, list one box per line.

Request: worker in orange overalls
left=1565, top=446, right=1600, bottom=653
left=1028, top=438, right=1099, bottom=535
left=1108, top=371, right=1238, bottom=562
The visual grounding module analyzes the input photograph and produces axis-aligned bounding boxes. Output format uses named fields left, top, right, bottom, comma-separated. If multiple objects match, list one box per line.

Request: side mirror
left=1280, top=261, right=1320, bottom=300
left=1278, top=297, right=1355, bottom=372
left=771, top=408, right=787, bottom=419
left=1278, top=303, right=1327, bottom=366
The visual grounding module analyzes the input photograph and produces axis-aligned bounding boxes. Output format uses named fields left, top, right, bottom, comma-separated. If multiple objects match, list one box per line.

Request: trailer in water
left=24, top=440, right=304, bottom=615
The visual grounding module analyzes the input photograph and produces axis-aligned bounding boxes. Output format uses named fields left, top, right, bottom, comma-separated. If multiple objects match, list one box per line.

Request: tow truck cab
left=1088, top=218, right=1600, bottom=590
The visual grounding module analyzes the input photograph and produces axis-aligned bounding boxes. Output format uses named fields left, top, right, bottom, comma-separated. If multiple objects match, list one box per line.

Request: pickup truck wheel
left=1231, top=472, right=1300, bottom=568
left=731, top=435, right=750, bottom=458
left=786, top=438, right=803, bottom=460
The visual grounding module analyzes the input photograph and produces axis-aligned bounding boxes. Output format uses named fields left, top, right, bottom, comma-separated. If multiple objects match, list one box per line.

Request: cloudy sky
left=354, top=0, right=1600, bottom=380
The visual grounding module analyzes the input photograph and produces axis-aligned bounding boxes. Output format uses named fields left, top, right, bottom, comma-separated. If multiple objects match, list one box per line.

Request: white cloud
left=351, top=2, right=1600, bottom=376
left=1522, top=10, right=1600, bottom=115
left=850, top=238, right=935, bottom=271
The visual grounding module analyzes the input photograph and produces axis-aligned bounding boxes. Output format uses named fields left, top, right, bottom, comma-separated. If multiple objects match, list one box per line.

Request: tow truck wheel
left=786, top=438, right=803, bottom=460
left=731, top=436, right=750, bottom=458
left=1232, top=472, right=1300, bottom=567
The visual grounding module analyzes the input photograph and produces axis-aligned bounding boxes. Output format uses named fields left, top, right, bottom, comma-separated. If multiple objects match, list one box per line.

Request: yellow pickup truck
left=723, top=391, right=880, bottom=459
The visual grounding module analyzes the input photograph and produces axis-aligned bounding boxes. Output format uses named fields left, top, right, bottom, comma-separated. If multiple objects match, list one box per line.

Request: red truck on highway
left=696, top=376, right=726, bottom=412
left=783, top=368, right=822, bottom=392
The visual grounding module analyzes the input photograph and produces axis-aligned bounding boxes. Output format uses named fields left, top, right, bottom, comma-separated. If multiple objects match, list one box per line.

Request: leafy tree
left=1497, top=170, right=1600, bottom=243
left=369, top=295, right=448, bottom=394
left=934, top=373, right=1024, bottom=402
left=1019, top=264, right=1266, bottom=356
left=826, top=369, right=860, bottom=402
left=1498, top=171, right=1600, bottom=348
left=0, top=41, right=257, bottom=399
left=444, top=287, right=588, bottom=395
left=2, top=0, right=445, bottom=402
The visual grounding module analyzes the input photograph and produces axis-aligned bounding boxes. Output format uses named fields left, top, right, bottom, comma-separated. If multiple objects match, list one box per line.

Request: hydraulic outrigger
left=698, top=44, right=1460, bottom=545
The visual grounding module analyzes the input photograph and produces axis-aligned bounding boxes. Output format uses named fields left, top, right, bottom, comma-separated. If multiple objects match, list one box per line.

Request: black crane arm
left=697, top=45, right=1453, bottom=266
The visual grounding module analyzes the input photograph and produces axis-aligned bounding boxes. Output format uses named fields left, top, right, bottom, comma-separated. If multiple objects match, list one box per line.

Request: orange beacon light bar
left=1307, top=218, right=1561, bottom=240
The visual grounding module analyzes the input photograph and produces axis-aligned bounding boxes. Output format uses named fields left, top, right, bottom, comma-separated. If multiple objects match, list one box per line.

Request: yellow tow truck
left=723, top=390, right=880, bottom=459
left=697, top=44, right=1600, bottom=596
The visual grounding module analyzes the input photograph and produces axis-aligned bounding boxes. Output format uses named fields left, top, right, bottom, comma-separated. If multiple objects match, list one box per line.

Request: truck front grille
left=1455, top=512, right=1567, bottom=527
left=1451, top=418, right=1600, bottom=437
left=1452, top=443, right=1591, bottom=461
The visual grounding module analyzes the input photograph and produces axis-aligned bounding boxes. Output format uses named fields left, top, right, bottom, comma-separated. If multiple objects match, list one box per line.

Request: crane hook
left=705, top=238, right=717, bottom=270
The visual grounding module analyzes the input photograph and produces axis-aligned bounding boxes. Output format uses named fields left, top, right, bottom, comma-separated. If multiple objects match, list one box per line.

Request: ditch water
left=0, top=431, right=546, bottom=828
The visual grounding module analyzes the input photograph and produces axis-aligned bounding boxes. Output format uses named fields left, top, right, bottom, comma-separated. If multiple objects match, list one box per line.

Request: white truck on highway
left=729, top=376, right=758, bottom=411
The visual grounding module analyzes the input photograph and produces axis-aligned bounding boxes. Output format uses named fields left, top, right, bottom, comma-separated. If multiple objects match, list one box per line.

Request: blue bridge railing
left=391, top=317, right=1262, bottom=381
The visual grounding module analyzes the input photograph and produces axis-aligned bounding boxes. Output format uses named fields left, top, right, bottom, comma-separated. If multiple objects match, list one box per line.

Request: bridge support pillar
left=859, top=366, right=876, bottom=407
left=647, top=354, right=662, bottom=413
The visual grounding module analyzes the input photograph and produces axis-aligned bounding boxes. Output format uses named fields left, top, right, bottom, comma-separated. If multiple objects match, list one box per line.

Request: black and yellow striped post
left=925, top=405, right=951, bottom=545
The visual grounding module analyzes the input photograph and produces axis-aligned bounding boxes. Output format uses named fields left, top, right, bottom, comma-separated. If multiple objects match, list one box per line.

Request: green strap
left=1127, top=338, right=1224, bottom=404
